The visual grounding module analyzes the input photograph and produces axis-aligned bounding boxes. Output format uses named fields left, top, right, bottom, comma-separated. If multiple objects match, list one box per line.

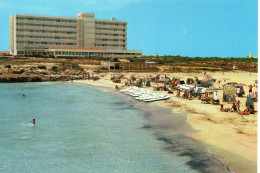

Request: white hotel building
left=10, top=12, right=142, bottom=57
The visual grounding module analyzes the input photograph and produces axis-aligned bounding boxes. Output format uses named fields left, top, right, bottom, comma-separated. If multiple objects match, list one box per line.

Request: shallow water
left=0, top=82, right=228, bottom=172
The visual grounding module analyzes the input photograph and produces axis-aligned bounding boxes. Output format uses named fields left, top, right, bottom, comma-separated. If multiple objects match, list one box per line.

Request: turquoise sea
left=0, top=82, right=228, bottom=173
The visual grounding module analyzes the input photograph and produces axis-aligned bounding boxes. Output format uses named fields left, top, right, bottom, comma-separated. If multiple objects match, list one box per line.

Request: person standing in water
left=30, top=119, right=35, bottom=125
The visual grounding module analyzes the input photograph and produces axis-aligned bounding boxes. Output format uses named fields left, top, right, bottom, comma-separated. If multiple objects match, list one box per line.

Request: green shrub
left=5, top=65, right=11, bottom=68
left=71, top=63, right=83, bottom=71
left=51, top=66, right=59, bottom=72
left=60, top=63, right=83, bottom=71
left=38, top=65, right=47, bottom=69
left=48, top=55, right=55, bottom=58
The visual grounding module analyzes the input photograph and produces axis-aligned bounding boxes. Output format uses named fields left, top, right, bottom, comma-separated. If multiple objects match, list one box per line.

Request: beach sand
left=73, top=71, right=257, bottom=173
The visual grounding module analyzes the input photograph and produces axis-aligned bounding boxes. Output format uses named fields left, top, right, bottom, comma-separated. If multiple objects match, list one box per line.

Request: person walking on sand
left=248, top=84, right=253, bottom=94
left=30, top=119, right=35, bottom=125
left=236, top=100, right=240, bottom=111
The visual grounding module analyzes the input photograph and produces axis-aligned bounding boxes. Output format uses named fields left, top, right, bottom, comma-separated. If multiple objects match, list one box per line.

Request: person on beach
left=236, top=100, right=240, bottom=111
left=237, top=109, right=250, bottom=115
left=248, top=84, right=253, bottom=94
left=220, top=105, right=230, bottom=112
left=189, top=89, right=193, bottom=100
left=30, top=119, right=35, bottom=125
left=231, top=103, right=238, bottom=112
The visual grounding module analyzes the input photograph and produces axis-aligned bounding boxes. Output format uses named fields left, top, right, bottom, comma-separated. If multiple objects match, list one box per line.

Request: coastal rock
left=0, top=76, right=42, bottom=82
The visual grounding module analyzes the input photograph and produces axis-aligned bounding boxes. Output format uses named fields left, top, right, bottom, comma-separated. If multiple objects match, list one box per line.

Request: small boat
left=119, top=86, right=171, bottom=102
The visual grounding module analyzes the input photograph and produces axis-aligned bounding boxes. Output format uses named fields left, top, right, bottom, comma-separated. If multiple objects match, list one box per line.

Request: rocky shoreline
left=0, top=75, right=84, bottom=82
left=0, top=63, right=85, bottom=82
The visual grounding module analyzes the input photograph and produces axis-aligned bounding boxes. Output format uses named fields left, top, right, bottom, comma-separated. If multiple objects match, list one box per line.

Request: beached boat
left=143, top=94, right=171, bottom=102
left=120, top=86, right=171, bottom=102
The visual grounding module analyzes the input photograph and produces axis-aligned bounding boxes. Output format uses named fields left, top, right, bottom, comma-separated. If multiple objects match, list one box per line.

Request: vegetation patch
left=60, top=62, right=83, bottom=71
left=5, top=65, right=11, bottom=68
left=51, top=66, right=59, bottom=72
left=38, top=65, right=47, bottom=70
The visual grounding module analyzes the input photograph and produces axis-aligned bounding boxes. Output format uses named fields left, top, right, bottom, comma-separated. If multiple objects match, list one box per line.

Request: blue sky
left=0, top=0, right=258, bottom=57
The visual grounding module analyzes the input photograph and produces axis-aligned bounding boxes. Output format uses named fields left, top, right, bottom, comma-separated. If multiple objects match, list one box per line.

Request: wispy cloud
left=82, top=0, right=151, bottom=11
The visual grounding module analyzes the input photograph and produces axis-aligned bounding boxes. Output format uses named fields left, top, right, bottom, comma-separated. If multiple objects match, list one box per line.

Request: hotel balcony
left=95, top=35, right=126, bottom=40
left=16, top=26, right=77, bottom=32
left=16, top=31, right=75, bottom=37
left=16, top=20, right=77, bottom=27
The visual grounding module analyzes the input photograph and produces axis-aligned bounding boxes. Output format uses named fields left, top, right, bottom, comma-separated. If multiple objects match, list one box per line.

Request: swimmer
left=30, top=119, right=35, bottom=125
left=22, top=94, right=26, bottom=97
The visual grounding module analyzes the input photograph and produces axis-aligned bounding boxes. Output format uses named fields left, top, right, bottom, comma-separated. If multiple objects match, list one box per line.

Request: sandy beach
left=72, top=70, right=257, bottom=173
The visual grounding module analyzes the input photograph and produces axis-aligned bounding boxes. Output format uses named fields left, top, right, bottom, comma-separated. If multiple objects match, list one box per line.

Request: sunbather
left=220, top=105, right=231, bottom=112
left=237, top=109, right=250, bottom=115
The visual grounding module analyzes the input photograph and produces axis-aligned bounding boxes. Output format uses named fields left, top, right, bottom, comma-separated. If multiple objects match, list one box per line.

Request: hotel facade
left=10, top=13, right=142, bottom=57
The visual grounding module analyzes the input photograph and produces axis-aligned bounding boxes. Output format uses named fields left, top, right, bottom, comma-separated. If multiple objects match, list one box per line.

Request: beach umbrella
left=226, top=82, right=238, bottom=85
left=223, top=85, right=236, bottom=95
left=202, top=76, right=213, bottom=82
left=235, top=83, right=247, bottom=86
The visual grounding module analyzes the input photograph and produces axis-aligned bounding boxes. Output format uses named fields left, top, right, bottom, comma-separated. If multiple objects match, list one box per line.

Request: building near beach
left=9, top=12, right=142, bottom=57
left=0, top=51, right=10, bottom=56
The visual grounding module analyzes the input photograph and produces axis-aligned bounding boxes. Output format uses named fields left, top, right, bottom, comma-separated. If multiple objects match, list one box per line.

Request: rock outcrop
left=0, top=63, right=85, bottom=83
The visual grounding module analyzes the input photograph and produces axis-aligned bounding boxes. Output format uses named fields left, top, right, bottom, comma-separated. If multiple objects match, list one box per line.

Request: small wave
left=18, top=136, right=31, bottom=140
left=23, top=123, right=36, bottom=127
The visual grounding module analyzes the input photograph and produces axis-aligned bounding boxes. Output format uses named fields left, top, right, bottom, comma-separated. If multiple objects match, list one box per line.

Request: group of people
left=220, top=100, right=241, bottom=112
left=220, top=101, right=240, bottom=113
left=220, top=100, right=255, bottom=115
